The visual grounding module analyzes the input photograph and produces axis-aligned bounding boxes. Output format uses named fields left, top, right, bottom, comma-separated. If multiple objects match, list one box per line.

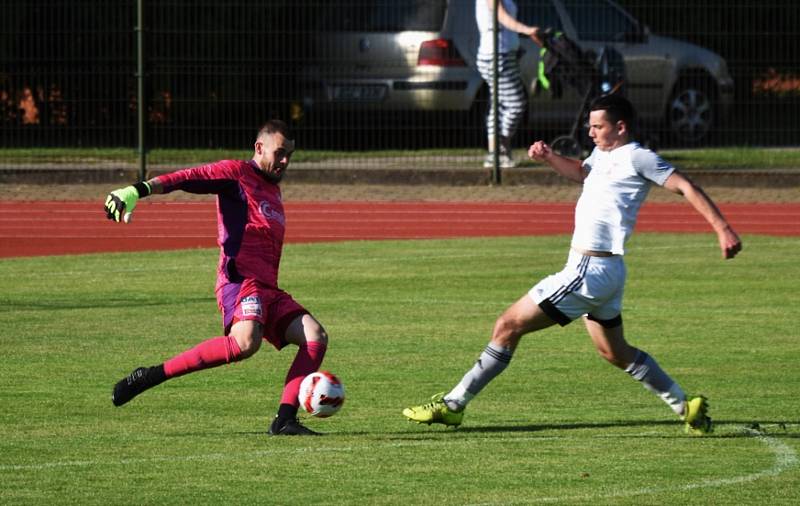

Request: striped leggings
left=476, top=52, right=527, bottom=139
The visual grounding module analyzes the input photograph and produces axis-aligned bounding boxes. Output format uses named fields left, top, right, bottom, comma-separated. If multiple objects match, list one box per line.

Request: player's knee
left=491, top=314, right=522, bottom=347
left=230, top=321, right=263, bottom=358
left=305, top=319, right=328, bottom=345
left=229, top=320, right=263, bottom=360
left=237, top=333, right=262, bottom=358
left=283, top=314, right=328, bottom=347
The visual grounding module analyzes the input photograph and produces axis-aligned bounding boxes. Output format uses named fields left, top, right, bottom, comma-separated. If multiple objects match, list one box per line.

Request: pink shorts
left=216, top=278, right=308, bottom=350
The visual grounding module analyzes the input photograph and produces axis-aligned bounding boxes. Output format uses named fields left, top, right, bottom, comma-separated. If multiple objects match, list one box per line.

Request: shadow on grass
left=202, top=419, right=800, bottom=441
left=454, top=419, right=677, bottom=433
left=716, top=421, right=800, bottom=438
left=383, top=419, right=800, bottom=439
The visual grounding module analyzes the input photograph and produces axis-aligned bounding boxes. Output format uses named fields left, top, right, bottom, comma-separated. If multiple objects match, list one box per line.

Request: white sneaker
left=482, top=153, right=516, bottom=168
left=499, top=153, right=516, bottom=168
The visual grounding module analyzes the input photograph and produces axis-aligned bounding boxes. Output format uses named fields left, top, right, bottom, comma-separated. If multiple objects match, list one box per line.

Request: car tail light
left=418, top=39, right=467, bottom=67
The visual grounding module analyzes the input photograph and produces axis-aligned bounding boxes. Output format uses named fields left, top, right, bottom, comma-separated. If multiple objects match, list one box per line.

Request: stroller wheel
left=551, top=136, right=582, bottom=158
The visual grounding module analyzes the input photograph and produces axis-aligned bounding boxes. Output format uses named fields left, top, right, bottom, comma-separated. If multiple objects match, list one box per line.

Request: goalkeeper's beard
left=263, top=171, right=284, bottom=183
left=260, top=163, right=285, bottom=183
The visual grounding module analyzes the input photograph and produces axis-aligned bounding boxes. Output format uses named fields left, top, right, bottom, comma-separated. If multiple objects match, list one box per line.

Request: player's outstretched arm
left=528, top=141, right=586, bottom=183
left=104, top=178, right=163, bottom=223
left=663, top=170, right=742, bottom=259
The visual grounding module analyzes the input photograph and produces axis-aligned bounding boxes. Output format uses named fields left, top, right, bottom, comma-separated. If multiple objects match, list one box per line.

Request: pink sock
left=280, top=341, right=327, bottom=406
left=163, top=336, right=243, bottom=379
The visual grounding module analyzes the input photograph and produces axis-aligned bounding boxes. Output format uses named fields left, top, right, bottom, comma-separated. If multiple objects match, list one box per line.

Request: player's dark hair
left=257, top=119, right=290, bottom=140
left=590, top=94, right=637, bottom=128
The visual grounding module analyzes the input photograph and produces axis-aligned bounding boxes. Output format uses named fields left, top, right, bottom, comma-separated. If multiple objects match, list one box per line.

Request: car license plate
left=328, top=85, right=387, bottom=102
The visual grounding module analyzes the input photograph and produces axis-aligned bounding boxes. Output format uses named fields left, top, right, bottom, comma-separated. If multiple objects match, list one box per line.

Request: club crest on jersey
left=259, top=200, right=285, bottom=225
left=240, top=296, right=262, bottom=317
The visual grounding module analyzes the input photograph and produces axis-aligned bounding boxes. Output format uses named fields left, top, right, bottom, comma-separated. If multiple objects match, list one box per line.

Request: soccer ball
left=298, top=371, right=345, bottom=417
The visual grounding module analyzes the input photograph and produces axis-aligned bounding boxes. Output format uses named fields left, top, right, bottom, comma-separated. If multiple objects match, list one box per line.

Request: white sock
left=625, top=350, right=686, bottom=416
left=444, top=383, right=474, bottom=411
left=444, top=342, right=513, bottom=411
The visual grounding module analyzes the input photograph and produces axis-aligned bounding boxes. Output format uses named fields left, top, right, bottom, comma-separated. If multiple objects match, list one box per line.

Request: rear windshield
left=313, top=1, right=447, bottom=32
left=517, top=0, right=563, bottom=32
left=562, top=0, right=637, bottom=42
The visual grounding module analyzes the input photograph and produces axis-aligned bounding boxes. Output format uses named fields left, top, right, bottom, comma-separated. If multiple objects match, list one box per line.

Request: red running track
left=1, top=200, right=799, bottom=258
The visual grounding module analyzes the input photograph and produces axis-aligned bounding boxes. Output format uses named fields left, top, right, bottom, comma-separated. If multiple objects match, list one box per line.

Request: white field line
left=526, top=428, right=798, bottom=504
left=468, top=426, right=798, bottom=505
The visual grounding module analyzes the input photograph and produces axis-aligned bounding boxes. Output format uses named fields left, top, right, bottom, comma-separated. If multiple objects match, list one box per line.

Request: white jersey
left=476, top=0, right=520, bottom=56
left=571, top=142, right=675, bottom=255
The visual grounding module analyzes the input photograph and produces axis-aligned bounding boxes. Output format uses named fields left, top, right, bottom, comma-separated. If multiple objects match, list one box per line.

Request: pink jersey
left=155, top=160, right=286, bottom=289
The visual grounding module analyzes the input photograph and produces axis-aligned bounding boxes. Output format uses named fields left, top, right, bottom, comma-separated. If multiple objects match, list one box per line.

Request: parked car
left=297, top=0, right=734, bottom=145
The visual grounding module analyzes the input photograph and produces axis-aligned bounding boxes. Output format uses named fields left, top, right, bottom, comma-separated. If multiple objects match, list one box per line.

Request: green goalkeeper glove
left=104, top=181, right=151, bottom=223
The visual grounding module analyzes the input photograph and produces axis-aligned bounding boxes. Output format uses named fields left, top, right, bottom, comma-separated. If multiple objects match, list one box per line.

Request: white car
left=297, top=0, right=734, bottom=145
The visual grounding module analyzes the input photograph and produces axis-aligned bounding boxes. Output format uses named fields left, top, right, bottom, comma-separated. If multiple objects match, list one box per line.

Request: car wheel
left=667, top=76, right=716, bottom=144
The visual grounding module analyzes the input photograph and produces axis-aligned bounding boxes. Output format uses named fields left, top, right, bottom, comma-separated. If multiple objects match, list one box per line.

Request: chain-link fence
left=1, top=1, right=798, bottom=152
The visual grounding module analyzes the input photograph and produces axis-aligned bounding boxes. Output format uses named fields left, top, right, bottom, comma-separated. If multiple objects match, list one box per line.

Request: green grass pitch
left=1, top=234, right=799, bottom=504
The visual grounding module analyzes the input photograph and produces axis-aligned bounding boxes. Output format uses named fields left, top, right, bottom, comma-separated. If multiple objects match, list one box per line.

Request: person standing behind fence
left=476, top=0, right=541, bottom=168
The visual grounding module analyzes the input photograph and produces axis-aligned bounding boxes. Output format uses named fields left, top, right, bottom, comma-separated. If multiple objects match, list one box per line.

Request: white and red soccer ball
left=298, top=371, right=345, bottom=417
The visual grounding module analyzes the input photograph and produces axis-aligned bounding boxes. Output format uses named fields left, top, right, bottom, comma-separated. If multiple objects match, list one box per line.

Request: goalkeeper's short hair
left=257, top=119, right=290, bottom=140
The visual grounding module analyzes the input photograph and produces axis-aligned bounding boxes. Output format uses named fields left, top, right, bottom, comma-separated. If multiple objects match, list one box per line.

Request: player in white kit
left=403, top=94, right=741, bottom=435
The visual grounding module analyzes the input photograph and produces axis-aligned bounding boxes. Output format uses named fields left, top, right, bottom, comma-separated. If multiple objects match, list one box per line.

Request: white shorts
left=528, top=250, right=625, bottom=326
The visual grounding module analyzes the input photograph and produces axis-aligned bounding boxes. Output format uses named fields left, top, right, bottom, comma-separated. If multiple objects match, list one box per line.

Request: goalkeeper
left=104, top=120, right=329, bottom=436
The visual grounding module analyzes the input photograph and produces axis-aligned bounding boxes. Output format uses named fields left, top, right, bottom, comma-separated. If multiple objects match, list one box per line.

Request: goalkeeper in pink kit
left=104, top=120, right=328, bottom=436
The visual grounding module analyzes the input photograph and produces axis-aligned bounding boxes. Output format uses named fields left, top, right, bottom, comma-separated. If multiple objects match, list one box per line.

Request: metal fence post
left=491, top=0, right=501, bottom=185
left=136, top=0, right=147, bottom=181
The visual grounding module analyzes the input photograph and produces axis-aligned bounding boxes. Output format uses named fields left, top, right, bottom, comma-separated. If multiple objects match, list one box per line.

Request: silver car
left=297, top=0, right=734, bottom=145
